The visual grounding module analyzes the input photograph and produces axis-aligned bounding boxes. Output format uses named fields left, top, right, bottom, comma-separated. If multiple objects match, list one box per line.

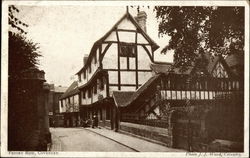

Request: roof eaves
left=76, top=14, right=128, bottom=75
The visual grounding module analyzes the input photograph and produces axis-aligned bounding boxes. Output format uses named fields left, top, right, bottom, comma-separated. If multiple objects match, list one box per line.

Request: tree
left=8, top=5, right=41, bottom=150
left=154, top=6, right=244, bottom=69
left=8, top=5, right=41, bottom=80
left=8, top=5, right=28, bottom=34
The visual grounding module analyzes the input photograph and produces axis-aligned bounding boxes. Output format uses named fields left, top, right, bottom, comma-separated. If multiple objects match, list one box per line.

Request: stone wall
left=119, top=122, right=172, bottom=147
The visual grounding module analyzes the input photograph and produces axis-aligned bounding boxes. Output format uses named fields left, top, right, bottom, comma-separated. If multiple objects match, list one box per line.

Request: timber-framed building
left=59, top=9, right=244, bottom=152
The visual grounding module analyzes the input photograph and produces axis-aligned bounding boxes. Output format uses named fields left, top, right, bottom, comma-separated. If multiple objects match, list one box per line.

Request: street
left=50, top=127, right=185, bottom=152
left=50, top=127, right=135, bottom=152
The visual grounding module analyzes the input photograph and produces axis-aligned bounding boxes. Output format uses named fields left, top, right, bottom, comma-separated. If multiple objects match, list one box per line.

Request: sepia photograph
left=1, top=1, right=249, bottom=157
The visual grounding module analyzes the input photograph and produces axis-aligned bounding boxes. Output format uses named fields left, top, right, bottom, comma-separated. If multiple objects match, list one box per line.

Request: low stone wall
left=119, top=122, right=172, bottom=147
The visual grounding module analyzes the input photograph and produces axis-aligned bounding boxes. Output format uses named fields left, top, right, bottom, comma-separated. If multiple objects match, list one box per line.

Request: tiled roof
left=123, top=74, right=161, bottom=107
left=171, top=66, right=194, bottom=75
left=60, top=81, right=79, bottom=99
left=54, top=86, right=68, bottom=93
left=151, top=62, right=194, bottom=75
left=113, top=91, right=135, bottom=107
left=204, top=53, right=220, bottom=74
left=150, top=62, right=172, bottom=74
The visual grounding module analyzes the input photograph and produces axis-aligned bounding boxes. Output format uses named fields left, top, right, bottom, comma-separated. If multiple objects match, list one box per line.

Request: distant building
left=47, top=84, right=67, bottom=127
left=59, top=81, right=80, bottom=127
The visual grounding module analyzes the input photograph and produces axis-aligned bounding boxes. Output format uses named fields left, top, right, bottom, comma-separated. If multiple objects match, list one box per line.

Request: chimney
left=83, top=54, right=88, bottom=66
left=135, top=11, right=147, bottom=33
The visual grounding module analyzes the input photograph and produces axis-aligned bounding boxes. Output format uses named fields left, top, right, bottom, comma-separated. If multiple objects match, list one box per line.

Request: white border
left=1, top=1, right=249, bottom=157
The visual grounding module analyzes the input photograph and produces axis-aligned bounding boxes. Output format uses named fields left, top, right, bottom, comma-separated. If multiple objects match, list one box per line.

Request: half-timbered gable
left=100, top=11, right=159, bottom=93
left=121, top=53, right=243, bottom=121
left=76, top=10, right=159, bottom=109
left=59, top=81, right=80, bottom=113
left=59, top=81, right=80, bottom=127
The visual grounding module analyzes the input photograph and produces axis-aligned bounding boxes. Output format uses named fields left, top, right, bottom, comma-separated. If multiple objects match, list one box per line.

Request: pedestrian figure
left=94, top=114, right=98, bottom=128
left=92, top=115, right=96, bottom=128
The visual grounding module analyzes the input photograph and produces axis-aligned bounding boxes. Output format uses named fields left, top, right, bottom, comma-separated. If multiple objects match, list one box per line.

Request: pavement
left=85, top=127, right=185, bottom=152
left=50, top=127, right=185, bottom=152
left=50, top=128, right=134, bottom=151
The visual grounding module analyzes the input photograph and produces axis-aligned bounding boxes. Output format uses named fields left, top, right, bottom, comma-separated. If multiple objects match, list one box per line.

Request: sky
left=15, top=5, right=173, bottom=87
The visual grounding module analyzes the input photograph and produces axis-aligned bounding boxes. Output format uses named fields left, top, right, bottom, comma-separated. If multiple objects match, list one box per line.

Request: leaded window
left=212, top=62, right=228, bottom=78
left=120, top=43, right=135, bottom=57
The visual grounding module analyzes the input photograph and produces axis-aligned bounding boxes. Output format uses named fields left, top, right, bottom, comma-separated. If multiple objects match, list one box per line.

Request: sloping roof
left=113, top=91, right=135, bottom=107
left=150, top=62, right=172, bottom=74
left=76, top=11, right=159, bottom=75
left=225, top=53, right=244, bottom=67
left=123, top=74, right=161, bottom=107
left=171, top=66, right=194, bottom=75
left=60, top=81, right=79, bottom=99
left=54, top=86, right=68, bottom=93
left=151, top=62, right=194, bottom=75
left=203, top=53, right=220, bottom=74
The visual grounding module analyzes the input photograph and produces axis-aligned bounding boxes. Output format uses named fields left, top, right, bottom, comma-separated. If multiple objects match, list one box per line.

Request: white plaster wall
left=120, top=86, right=137, bottom=91
left=74, top=94, right=79, bottom=112
left=137, top=45, right=152, bottom=69
left=129, top=57, right=136, bottom=69
left=121, top=71, right=136, bottom=84
left=108, top=71, right=118, bottom=84
left=118, top=31, right=136, bottom=43
left=138, top=71, right=152, bottom=85
left=117, top=18, right=136, bottom=30
left=120, top=57, right=127, bottom=69
left=137, top=33, right=149, bottom=44
left=102, top=44, right=118, bottom=69
left=59, top=99, right=66, bottom=113
left=105, top=31, right=117, bottom=41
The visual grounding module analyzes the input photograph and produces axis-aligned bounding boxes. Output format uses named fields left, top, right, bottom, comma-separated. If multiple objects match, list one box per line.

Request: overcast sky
left=16, top=5, right=173, bottom=87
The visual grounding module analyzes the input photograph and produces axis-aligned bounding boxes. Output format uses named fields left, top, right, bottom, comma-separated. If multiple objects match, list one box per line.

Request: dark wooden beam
left=135, top=31, right=138, bottom=89
left=106, top=73, right=110, bottom=97
left=104, top=68, right=151, bottom=72
left=116, top=29, right=121, bottom=90
left=99, top=45, right=102, bottom=68
left=102, top=41, right=152, bottom=46
left=151, top=46, right=154, bottom=62
left=109, top=84, right=142, bottom=87
left=100, top=43, right=112, bottom=62
left=141, top=44, right=153, bottom=62
left=117, top=29, right=137, bottom=33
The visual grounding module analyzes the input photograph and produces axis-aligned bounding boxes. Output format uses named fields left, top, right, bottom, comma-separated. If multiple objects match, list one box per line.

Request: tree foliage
left=8, top=5, right=41, bottom=80
left=154, top=6, right=244, bottom=69
left=9, top=32, right=41, bottom=79
left=9, top=5, right=28, bottom=34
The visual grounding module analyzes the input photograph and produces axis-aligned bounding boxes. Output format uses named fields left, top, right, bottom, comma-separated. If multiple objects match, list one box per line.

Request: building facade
left=59, top=81, right=80, bottom=127
left=71, top=10, right=159, bottom=129
left=47, top=84, right=67, bottom=127
left=59, top=9, right=244, bottom=152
